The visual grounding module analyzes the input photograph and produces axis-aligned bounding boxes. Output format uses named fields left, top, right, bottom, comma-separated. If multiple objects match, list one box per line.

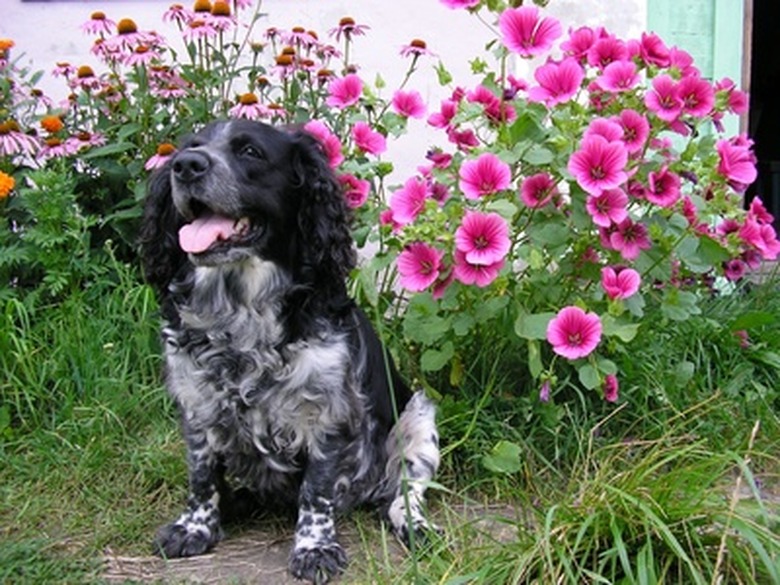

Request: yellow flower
left=0, top=171, right=15, bottom=199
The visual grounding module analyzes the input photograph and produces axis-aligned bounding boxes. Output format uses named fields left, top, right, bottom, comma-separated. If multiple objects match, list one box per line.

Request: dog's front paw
left=394, top=518, right=444, bottom=550
left=153, top=520, right=221, bottom=558
left=288, top=543, right=348, bottom=584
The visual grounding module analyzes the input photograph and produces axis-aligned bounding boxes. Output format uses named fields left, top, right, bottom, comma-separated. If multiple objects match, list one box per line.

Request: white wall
left=3, top=0, right=646, bottom=180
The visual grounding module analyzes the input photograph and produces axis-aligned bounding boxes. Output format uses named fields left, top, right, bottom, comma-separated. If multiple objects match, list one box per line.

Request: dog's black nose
left=172, top=151, right=211, bottom=183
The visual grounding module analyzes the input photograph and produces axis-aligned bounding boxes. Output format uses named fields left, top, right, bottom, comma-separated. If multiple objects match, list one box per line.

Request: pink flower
left=467, top=85, right=516, bottom=124
left=669, top=47, right=697, bottom=76
left=428, top=99, right=457, bottom=129
left=459, top=153, right=512, bottom=199
left=144, top=144, right=176, bottom=171
left=448, top=128, right=479, bottom=150
left=229, top=95, right=273, bottom=120
left=561, top=25, right=604, bottom=60
left=328, top=17, right=370, bottom=42
left=567, top=135, right=628, bottom=195
left=595, top=59, right=640, bottom=92
left=303, top=120, right=344, bottom=168
left=499, top=6, right=562, bottom=58
left=326, top=74, right=363, bottom=108
left=645, top=74, right=683, bottom=122
left=527, top=57, right=585, bottom=106
left=352, top=121, right=386, bottom=155
left=539, top=380, right=551, bottom=402
left=677, top=75, right=715, bottom=118
left=715, top=78, right=748, bottom=115
left=81, top=12, right=116, bottom=36
left=586, top=35, right=628, bottom=69
left=440, top=0, right=480, bottom=9
left=585, top=188, right=628, bottom=227
left=520, top=172, right=558, bottom=208
left=601, top=266, right=641, bottom=300
left=748, top=197, right=774, bottom=224
left=613, top=109, right=650, bottom=153
left=610, top=219, right=652, bottom=261
left=603, top=374, right=619, bottom=402
left=638, top=32, right=671, bottom=67
left=399, top=39, right=437, bottom=59
left=546, top=306, right=602, bottom=360
left=646, top=166, right=681, bottom=208
left=397, top=242, right=445, bottom=291
left=584, top=118, right=624, bottom=143
left=723, top=258, right=747, bottom=281
left=453, top=249, right=504, bottom=288
left=454, top=211, right=511, bottom=266
left=739, top=218, right=780, bottom=260
left=338, top=174, right=370, bottom=209
left=716, top=136, right=757, bottom=187
left=389, top=177, right=428, bottom=225
left=392, top=90, right=426, bottom=118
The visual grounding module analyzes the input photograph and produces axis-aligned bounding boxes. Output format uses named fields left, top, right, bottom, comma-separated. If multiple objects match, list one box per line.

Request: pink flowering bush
left=369, top=1, right=777, bottom=404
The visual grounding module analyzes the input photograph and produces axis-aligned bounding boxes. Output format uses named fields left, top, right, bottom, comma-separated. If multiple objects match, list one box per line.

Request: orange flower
left=156, top=142, right=176, bottom=156
left=41, top=115, right=65, bottom=134
left=116, top=18, right=138, bottom=35
left=0, top=39, right=14, bottom=51
left=0, top=171, right=15, bottom=199
left=211, top=1, right=230, bottom=16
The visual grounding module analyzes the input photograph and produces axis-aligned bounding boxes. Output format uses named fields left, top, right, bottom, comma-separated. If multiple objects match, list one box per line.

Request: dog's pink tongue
left=179, top=216, right=237, bottom=254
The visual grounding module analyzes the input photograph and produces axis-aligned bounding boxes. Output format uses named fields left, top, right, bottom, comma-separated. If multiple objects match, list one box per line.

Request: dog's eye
left=240, top=144, right=264, bottom=160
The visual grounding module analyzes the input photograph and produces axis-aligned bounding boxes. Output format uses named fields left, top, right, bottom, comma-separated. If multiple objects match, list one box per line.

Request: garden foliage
left=0, top=0, right=777, bottom=405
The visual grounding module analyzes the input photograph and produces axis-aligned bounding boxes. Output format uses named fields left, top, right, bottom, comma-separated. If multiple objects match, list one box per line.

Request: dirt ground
left=101, top=503, right=522, bottom=584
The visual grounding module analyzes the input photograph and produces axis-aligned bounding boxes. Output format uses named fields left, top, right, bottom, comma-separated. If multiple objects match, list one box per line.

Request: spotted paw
left=394, top=519, right=444, bottom=551
left=288, top=543, right=348, bottom=584
left=152, top=521, right=221, bottom=558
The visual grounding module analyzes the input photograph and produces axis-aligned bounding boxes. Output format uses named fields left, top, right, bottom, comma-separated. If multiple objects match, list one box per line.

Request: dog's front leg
left=288, top=445, right=349, bottom=584
left=153, top=425, right=224, bottom=558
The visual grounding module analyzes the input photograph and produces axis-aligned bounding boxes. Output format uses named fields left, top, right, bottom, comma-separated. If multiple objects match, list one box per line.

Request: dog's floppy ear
left=138, top=164, right=188, bottom=296
left=291, top=131, right=357, bottom=300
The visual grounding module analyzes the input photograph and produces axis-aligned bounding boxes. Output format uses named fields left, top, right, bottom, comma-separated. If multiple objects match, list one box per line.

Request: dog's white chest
left=165, top=318, right=355, bottom=461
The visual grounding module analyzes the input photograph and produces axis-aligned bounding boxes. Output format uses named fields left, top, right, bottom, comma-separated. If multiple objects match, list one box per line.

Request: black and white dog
left=139, top=119, right=439, bottom=583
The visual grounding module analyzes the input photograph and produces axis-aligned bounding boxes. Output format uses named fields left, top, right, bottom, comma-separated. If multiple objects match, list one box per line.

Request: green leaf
left=522, top=145, right=555, bottom=165
left=402, top=294, right=452, bottom=345
left=601, top=315, right=640, bottom=343
left=578, top=363, right=600, bottom=389
left=514, top=311, right=555, bottom=340
left=661, top=289, right=701, bottom=321
left=506, top=112, right=546, bottom=144
left=421, top=341, right=454, bottom=372
left=677, top=235, right=712, bottom=273
left=703, top=231, right=734, bottom=263
left=527, top=221, right=571, bottom=248
left=475, top=295, right=509, bottom=322
left=452, top=312, right=475, bottom=336
left=80, top=142, right=136, bottom=159
left=486, top=199, right=518, bottom=221
left=482, top=440, right=523, bottom=474
left=674, top=360, right=695, bottom=385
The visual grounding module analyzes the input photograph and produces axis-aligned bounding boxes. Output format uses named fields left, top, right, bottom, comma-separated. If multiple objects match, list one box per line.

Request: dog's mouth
left=179, top=214, right=254, bottom=255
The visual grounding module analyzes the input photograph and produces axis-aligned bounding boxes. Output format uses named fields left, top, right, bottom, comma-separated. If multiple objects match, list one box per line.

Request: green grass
left=1, top=270, right=778, bottom=583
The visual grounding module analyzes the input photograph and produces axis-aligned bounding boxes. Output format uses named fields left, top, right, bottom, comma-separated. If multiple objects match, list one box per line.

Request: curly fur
left=139, top=120, right=439, bottom=584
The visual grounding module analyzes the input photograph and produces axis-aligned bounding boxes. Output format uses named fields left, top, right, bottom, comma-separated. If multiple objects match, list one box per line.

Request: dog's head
left=140, top=120, right=356, bottom=301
